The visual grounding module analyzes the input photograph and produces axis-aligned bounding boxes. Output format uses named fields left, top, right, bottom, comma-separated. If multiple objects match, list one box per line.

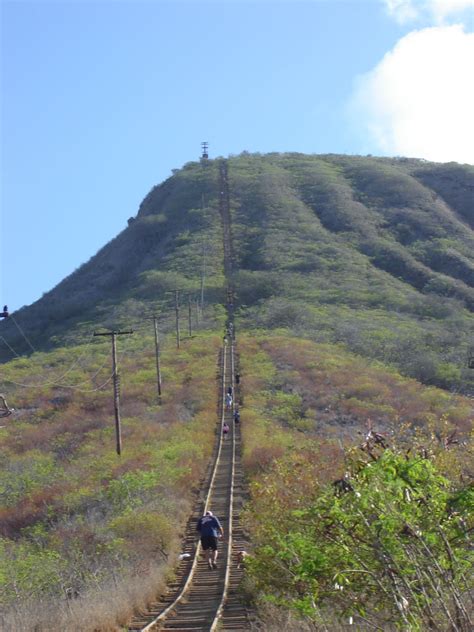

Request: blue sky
left=1, top=0, right=473, bottom=312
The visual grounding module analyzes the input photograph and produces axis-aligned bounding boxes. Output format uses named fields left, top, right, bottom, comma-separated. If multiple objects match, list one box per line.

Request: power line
left=0, top=336, right=21, bottom=358
left=0, top=339, right=134, bottom=392
left=0, top=308, right=169, bottom=389
left=57, top=375, right=114, bottom=394
left=1, top=314, right=165, bottom=392
left=0, top=335, right=107, bottom=388
left=9, top=314, right=37, bottom=353
left=59, top=339, right=134, bottom=392
left=47, top=355, right=114, bottom=390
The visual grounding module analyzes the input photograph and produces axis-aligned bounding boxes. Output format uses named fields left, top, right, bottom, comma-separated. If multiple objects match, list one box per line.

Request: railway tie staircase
left=128, top=343, right=250, bottom=631
left=128, top=160, right=251, bottom=631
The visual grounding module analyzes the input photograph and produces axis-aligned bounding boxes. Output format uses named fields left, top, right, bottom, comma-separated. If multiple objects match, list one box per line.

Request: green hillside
left=0, top=162, right=226, bottom=353
left=1, top=330, right=471, bottom=630
left=0, top=332, right=223, bottom=630
left=2, top=153, right=474, bottom=392
left=227, top=153, right=474, bottom=391
left=238, top=333, right=473, bottom=630
left=0, top=153, right=473, bottom=630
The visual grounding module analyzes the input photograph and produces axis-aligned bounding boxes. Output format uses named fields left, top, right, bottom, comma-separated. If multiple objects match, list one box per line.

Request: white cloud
left=383, top=0, right=474, bottom=24
left=429, top=0, right=474, bottom=23
left=350, top=25, right=474, bottom=164
left=384, top=0, right=419, bottom=23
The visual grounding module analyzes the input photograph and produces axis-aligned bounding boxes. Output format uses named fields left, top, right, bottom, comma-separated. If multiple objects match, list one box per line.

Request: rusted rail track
left=128, top=342, right=249, bottom=631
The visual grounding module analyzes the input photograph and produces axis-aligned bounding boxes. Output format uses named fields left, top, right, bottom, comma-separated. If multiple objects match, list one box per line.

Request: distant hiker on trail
left=225, top=393, right=233, bottom=411
left=227, top=386, right=233, bottom=397
left=223, top=422, right=230, bottom=439
left=233, top=409, right=240, bottom=424
left=235, top=373, right=240, bottom=385
left=197, top=510, right=223, bottom=569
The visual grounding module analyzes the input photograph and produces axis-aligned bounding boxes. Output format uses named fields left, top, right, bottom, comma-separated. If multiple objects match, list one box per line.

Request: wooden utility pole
left=200, top=205, right=206, bottom=316
left=195, top=299, right=200, bottom=325
left=188, top=295, right=192, bottom=337
left=152, top=316, right=162, bottom=401
left=200, top=270, right=205, bottom=317
left=93, top=329, right=133, bottom=455
left=165, top=290, right=182, bottom=349
left=174, top=290, right=180, bottom=349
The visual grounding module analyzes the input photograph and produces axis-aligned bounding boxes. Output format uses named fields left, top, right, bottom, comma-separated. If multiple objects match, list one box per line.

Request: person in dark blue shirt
left=197, top=510, right=224, bottom=569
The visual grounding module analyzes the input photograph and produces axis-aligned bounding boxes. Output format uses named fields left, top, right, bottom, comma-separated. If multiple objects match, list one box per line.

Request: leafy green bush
left=246, top=449, right=473, bottom=630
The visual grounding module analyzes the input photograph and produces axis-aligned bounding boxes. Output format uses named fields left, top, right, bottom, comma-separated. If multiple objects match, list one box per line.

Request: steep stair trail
left=217, top=346, right=250, bottom=631
left=127, top=161, right=251, bottom=631
left=217, top=161, right=251, bottom=629
left=219, top=160, right=234, bottom=281
left=127, top=345, right=248, bottom=631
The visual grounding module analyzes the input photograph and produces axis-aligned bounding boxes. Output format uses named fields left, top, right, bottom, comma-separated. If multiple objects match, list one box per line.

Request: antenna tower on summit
left=201, top=141, right=209, bottom=160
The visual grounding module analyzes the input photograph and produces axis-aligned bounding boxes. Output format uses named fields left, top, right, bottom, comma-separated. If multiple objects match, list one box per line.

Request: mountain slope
left=1, top=152, right=473, bottom=631
left=227, top=153, right=474, bottom=390
left=0, top=162, right=225, bottom=353
left=1, top=152, right=473, bottom=391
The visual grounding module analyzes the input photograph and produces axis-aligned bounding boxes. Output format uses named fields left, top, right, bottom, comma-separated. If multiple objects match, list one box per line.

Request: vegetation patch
left=0, top=332, right=221, bottom=630
left=238, top=333, right=473, bottom=630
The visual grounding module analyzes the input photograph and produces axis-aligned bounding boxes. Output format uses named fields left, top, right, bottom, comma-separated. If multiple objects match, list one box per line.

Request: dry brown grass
left=0, top=559, right=171, bottom=631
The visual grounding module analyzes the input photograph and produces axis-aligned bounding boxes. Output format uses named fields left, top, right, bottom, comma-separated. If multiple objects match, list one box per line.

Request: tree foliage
left=245, top=448, right=473, bottom=630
